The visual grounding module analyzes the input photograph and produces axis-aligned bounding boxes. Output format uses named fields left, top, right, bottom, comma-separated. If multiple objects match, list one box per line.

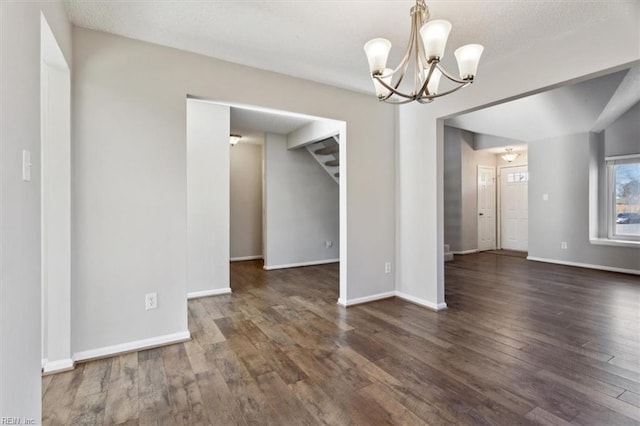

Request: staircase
left=305, top=135, right=340, bottom=184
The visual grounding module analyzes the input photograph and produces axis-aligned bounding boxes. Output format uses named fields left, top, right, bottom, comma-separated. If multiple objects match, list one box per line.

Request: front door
left=500, top=165, right=528, bottom=251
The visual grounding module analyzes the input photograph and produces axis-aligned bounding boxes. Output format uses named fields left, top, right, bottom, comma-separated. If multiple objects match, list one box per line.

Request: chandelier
left=501, top=148, right=519, bottom=163
left=364, top=0, right=484, bottom=104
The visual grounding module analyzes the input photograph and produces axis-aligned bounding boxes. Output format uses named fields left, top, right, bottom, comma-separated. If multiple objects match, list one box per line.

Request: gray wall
left=0, top=1, right=72, bottom=418
left=529, top=132, right=639, bottom=271
left=187, top=100, right=230, bottom=296
left=264, top=134, right=339, bottom=268
left=230, top=143, right=263, bottom=259
left=443, top=126, right=496, bottom=253
left=72, top=26, right=395, bottom=355
left=443, top=127, right=463, bottom=252
left=603, top=101, right=640, bottom=157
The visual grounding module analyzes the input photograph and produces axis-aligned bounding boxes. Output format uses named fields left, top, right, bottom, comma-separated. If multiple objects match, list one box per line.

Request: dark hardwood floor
left=43, top=254, right=640, bottom=425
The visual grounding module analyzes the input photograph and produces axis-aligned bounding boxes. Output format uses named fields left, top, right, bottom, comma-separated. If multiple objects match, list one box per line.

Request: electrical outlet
left=385, top=262, right=391, bottom=274
left=325, top=240, right=333, bottom=248
left=561, top=242, right=568, bottom=249
left=145, top=292, right=158, bottom=310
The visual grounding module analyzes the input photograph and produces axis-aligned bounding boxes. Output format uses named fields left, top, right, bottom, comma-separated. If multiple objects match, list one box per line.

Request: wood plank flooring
left=43, top=254, right=640, bottom=425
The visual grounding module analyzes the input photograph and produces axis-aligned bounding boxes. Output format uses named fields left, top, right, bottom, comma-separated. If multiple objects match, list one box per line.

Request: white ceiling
left=446, top=69, right=629, bottom=143
left=63, top=0, right=637, bottom=94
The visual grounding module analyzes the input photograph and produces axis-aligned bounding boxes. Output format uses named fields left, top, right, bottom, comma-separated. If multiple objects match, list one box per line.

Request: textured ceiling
left=63, top=0, right=637, bottom=94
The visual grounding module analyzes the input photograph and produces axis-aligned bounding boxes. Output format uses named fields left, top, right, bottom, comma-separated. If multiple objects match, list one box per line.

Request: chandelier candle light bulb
left=420, top=19, right=452, bottom=60
left=454, top=44, right=485, bottom=80
left=364, top=0, right=484, bottom=104
left=364, top=38, right=392, bottom=73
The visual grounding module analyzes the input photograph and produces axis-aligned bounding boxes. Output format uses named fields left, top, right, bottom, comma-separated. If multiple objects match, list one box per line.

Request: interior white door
left=500, top=165, right=528, bottom=251
left=477, top=166, right=496, bottom=251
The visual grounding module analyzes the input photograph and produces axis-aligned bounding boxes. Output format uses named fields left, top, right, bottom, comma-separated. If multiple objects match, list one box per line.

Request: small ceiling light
left=229, top=134, right=241, bottom=145
left=501, top=148, right=519, bottom=163
left=364, top=0, right=484, bottom=104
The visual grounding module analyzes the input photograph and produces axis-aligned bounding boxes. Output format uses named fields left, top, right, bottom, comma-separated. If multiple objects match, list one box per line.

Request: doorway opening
left=186, top=98, right=347, bottom=305
left=40, top=13, right=72, bottom=374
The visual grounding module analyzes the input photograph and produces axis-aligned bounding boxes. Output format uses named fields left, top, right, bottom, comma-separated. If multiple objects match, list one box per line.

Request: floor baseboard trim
left=338, top=291, right=396, bottom=307
left=187, top=288, right=232, bottom=299
left=452, top=249, right=478, bottom=255
left=395, top=291, right=448, bottom=311
left=73, top=331, right=191, bottom=363
left=42, top=358, right=75, bottom=375
left=230, top=255, right=263, bottom=262
left=526, top=256, right=640, bottom=276
left=263, top=258, right=339, bottom=270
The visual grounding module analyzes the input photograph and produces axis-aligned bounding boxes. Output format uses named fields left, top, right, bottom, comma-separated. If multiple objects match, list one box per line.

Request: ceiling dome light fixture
left=501, top=148, right=519, bottom=163
left=364, top=0, right=484, bottom=104
left=229, top=134, right=242, bottom=145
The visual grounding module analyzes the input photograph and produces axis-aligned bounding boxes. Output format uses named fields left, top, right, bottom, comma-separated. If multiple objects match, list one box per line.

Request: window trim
left=606, top=154, right=640, bottom=242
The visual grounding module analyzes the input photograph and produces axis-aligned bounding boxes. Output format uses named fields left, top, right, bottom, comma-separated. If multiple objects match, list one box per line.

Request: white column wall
left=187, top=100, right=231, bottom=297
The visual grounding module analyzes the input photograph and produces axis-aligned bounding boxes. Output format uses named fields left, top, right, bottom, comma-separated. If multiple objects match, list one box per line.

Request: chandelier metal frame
left=367, top=0, right=480, bottom=105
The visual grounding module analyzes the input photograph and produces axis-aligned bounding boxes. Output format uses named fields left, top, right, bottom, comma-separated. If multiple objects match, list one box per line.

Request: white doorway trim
left=40, top=13, right=73, bottom=374
left=186, top=98, right=348, bottom=305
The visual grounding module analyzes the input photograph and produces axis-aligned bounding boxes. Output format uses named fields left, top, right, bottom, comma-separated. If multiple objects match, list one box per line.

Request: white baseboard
left=73, top=331, right=191, bottom=363
left=527, top=256, right=640, bottom=276
left=452, top=249, right=478, bottom=255
left=337, top=291, right=447, bottom=311
left=42, top=358, right=75, bottom=375
left=230, top=255, right=263, bottom=262
left=396, top=291, right=448, bottom=311
left=337, top=291, right=396, bottom=307
left=263, top=258, right=339, bottom=270
left=187, top=288, right=232, bottom=299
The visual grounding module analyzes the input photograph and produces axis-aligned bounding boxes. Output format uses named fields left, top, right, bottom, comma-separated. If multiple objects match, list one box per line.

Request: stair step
left=325, top=159, right=339, bottom=167
left=315, top=146, right=339, bottom=155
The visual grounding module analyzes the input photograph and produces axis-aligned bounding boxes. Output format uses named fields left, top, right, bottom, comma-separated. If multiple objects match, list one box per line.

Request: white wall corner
left=527, top=256, right=640, bottom=276
left=42, top=358, right=75, bottom=375
left=395, top=291, right=448, bottom=311
left=263, top=258, right=339, bottom=271
left=73, top=331, right=191, bottom=363
left=187, top=288, right=232, bottom=299
left=339, top=291, right=396, bottom=307
left=230, top=255, right=263, bottom=262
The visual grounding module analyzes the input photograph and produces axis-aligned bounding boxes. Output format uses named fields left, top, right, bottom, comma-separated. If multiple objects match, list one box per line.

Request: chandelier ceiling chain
left=364, top=0, right=484, bottom=104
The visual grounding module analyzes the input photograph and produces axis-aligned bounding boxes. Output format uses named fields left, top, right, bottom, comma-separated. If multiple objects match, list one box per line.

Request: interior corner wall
left=603, top=101, right=640, bottom=157
left=263, top=133, right=339, bottom=268
left=398, top=3, right=639, bottom=307
left=443, top=126, right=463, bottom=252
left=0, top=0, right=72, bottom=418
left=460, top=130, right=496, bottom=252
left=443, top=127, right=496, bottom=253
left=187, top=100, right=231, bottom=294
left=529, top=132, right=639, bottom=271
left=230, top=143, right=263, bottom=260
